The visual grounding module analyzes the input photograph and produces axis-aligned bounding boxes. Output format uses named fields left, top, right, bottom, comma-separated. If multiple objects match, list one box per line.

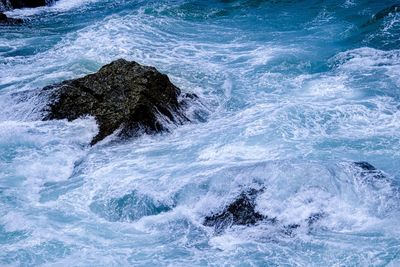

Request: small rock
left=203, top=188, right=327, bottom=235
left=353, top=161, right=386, bottom=180
left=354, top=161, right=377, bottom=171
left=307, top=212, right=326, bottom=226
left=364, top=4, right=400, bottom=26
left=372, top=4, right=400, bottom=21
left=0, top=12, right=23, bottom=25
left=203, top=188, right=266, bottom=233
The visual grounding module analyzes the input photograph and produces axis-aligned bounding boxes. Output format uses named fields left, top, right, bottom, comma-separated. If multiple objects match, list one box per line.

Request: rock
left=0, top=1, right=9, bottom=11
left=42, top=59, right=193, bottom=145
left=364, top=4, right=400, bottom=26
left=11, top=0, right=47, bottom=8
left=0, top=0, right=10, bottom=11
left=307, top=212, right=325, bottom=226
left=372, top=4, right=400, bottom=21
left=203, top=163, right=386, bottom=235
left=203, top=188, right=328, bottom=235
left=354, top=161, right=377, bottom=171
left=203, top=188, right=266, bottom=233
left=353, top=161, right=386, bottom=180
left=0, top=12, right=23, bottom=24
left=1, top=0, right=48, bottom=9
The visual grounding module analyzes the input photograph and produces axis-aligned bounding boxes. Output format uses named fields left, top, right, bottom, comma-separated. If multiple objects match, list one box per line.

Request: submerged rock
left=42, top=59, right=193, bottom=145
left=90, top=191, right=172, bottom=222
left=0, top=12, right=23, bottom=24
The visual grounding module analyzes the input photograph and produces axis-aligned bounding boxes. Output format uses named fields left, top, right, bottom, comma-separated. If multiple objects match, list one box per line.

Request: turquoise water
left=1, top=0, right=400, bottom=266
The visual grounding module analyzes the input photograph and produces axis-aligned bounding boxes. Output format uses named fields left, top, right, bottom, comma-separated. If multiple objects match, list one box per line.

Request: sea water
left=0, top=0, right=400, bottom=266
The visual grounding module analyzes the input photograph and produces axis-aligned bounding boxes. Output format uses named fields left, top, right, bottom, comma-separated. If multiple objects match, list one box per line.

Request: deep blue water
left=1, top=0, right=400, bottom=266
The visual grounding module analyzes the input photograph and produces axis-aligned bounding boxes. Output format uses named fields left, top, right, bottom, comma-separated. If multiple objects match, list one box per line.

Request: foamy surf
left=1, top=0, right=399, bottom=266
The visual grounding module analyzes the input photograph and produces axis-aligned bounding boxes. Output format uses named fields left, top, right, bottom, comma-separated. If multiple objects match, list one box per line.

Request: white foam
left=333, top=47, right=400, bottom=86
left=1, top=2, right=400, bottom=265
left=0, top=119, right=97, bottom=203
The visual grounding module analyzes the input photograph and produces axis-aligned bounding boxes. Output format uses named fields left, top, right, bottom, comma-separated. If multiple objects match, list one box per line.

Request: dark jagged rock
left=353, top=161, right=386, bottom=180
left=42, top=59, right=193, bottom=145
left=11, top=0, right=47, bottom=8
left=1, top=0, right=49, bottom=10
left=203, top=188, right=328, bottom=235
left=354, top=161, right=376, bottom=171
left=364, top=4, right=400, bottom=26
left=307, top=212, right=325, bottom=226
left=372, top=4, right=400, bottom=21
left=203, top=188, right=266, bottom=233
left=204, top=163, right=385, bottom=236
left=0, top=12, right=23, bottom=25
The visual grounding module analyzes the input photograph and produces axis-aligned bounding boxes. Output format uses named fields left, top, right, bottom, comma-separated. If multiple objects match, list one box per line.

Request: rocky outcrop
left=1, top=0, right=49, bottom=10
left=0, top=12, right=23, bottom=24
left=364, top=4, right=400, bottom=26
left=42, top=59, right=194, bottom=145
left=372, top=4, right=400, bottom=21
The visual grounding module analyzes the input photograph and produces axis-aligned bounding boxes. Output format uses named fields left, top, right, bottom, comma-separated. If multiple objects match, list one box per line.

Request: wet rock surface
left=203, top=187, right=326, bottom=235
left=364, top=4, right=400, bottom=26
left=42, top=59, right=194, bottom=145
left=203, top=161, right=385, bottom=235
left=203, top=188, right=266, bottom=233
left=0, top=12, right=23, bottom=24
left=372, top=4, right=400, bottom=21
left=1, top=0, right=48, bottom=10
left=353, top=161, right=386, bottom=181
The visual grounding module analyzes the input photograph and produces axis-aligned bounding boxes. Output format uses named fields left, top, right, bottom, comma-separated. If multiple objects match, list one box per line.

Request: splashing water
left=1, top=0, right=400, bottom=266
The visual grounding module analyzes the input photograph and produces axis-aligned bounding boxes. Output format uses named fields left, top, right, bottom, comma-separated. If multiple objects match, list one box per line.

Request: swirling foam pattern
left=1, top=0, right=400, bottom=266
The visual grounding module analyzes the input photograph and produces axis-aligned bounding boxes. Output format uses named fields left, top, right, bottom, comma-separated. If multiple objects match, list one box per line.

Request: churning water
left=1, top=0, right=400, bottom=266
